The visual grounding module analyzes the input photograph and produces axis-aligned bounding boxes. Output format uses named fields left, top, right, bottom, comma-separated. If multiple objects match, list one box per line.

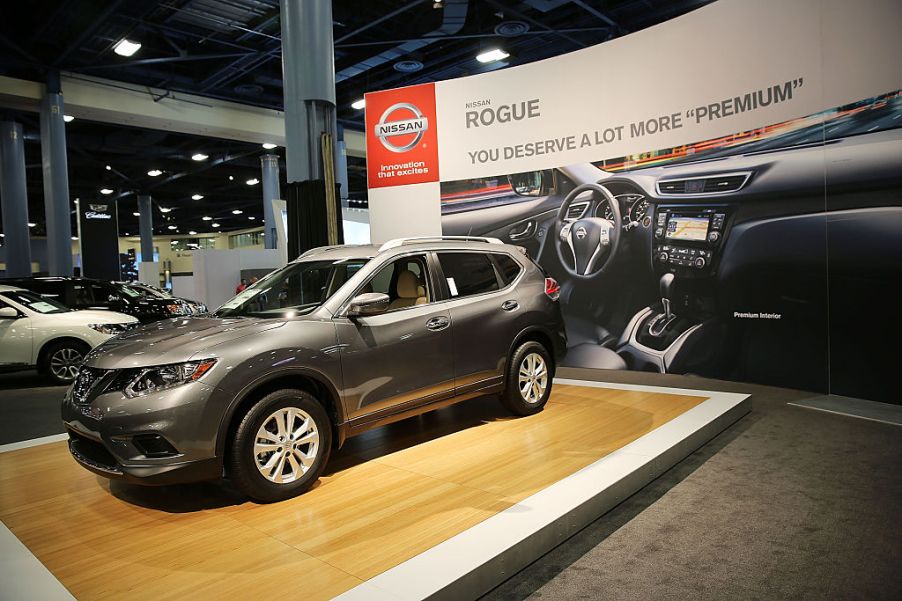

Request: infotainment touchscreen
left=666, top=215, right=709, bottom=241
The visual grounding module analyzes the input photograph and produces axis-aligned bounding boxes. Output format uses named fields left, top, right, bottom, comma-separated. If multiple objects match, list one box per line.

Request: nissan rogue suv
left=62, top=237, right=566, bottom=502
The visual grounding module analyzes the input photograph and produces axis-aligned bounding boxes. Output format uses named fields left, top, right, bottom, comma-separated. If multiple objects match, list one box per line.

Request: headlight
left=122, top=359, right=217, bottom=398
left=89, top=323, right=135, bottom=335
left=166, top=303, right=186, bottom=315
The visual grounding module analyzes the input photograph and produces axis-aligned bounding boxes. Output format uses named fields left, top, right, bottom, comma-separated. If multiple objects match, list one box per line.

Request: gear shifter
left=660, top=273, right=674, bottom=321
left=649, top=273, right=676, bottom=336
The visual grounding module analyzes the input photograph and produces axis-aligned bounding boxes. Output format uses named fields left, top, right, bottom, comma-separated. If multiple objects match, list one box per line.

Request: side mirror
left=507, top=171, right=546, bottom=197
left=0, top=307, right=19, bottom=319
left=347, top=292, right=390, bottom=317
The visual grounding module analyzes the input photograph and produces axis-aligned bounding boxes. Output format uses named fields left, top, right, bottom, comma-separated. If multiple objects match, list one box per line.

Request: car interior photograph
left=0, top=1, right=899, bottom=600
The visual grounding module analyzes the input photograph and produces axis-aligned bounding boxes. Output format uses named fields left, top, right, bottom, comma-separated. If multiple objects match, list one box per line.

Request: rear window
left=438, top=253, right=499, bottom=298
left=493, top=254, right=523, bottom=286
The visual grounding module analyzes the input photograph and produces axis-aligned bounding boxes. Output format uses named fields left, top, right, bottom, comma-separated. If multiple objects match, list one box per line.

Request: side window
left=493, top=254, right=523, bottom=286
left=91, top=283, right=112, bottom=305
left=438, top=252, right=500, bottom=298
left=363, top=255, right=431, bottom=311
left=71, top=284, right=93, bottom=308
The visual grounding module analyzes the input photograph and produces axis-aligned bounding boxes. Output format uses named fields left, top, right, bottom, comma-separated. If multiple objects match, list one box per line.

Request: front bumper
left=62, top=378, right=224, bottom=486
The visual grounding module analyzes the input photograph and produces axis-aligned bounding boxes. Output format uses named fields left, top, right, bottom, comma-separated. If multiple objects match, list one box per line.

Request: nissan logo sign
left=575, top=226, right=587, bottom=240
left=374, top=102, right=428, bottom=153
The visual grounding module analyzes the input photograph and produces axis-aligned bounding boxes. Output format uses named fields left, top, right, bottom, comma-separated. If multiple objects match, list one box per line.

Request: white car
left=0, top=285, right=138, bottom=384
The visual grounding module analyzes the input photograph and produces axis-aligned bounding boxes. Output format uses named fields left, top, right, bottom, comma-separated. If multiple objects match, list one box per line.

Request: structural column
left=0, top=120, right=33, bottom=277
left=39, top=72, right=74, bottom=276
left=280, top=0, right=342, bottom=259
left=136, top=194, right=158, bottom=285
left=260, top=154, right=280, bottom=250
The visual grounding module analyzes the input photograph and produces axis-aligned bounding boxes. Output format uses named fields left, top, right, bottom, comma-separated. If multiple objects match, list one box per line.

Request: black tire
left=39, top=339, right=90, bottom=385
left=228, top=389, right=332, bottom=503
left=500, top=341, right=554, bottom=416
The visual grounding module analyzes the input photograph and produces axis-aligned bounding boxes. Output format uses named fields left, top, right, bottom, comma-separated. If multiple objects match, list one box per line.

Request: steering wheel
left=554, top=182, right=622, bottom=280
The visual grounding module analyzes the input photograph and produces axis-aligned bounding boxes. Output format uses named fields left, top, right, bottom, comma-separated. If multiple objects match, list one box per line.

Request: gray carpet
left=0, top=371, right=68, bottom=444
left=484, top=369, right=902, bottom=600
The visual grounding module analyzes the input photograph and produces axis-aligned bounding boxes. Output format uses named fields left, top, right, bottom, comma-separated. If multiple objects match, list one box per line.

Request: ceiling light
left=248, top=216, right=256, bottom=220
left=113, top=39, right=142, bottom=57
left=28, top=222, right=36, bottom=228
left=0, top=233, right=5, bottom=237
left=202, top=216, right=212, bottom=221
left=261, top=142, right=277, bottom=150
left=245, top=178, right=259, bottom=186
left=63, top=115, right=75, bottom=123
left=228, top=175, right=234, bottom=181
left=191, top=153, right=208, bottom=161
left=147, top=169, right=162, bottom=177
left=189, top=231, right=197, bottom=235
left=351, top=98, right=366, bottom=110
left=232, top=209, right=243, bottom=215
left=133, top=212, right=140, bottom=216
left=191, top=194, right=204, bottom=200
left=160, top=207, right=172, bottom=213
left=170, top=240, right=178, bottom=245
left=124, top=233, right=129, bottom=236
left=212, top=222, right=220, bottom=228
left=167, top=225, right=177, bottom=230
left=476, top=48, right=510, bottom=63
left=100, top=188, right=113, bottom=195
left=71, top=236, right=79, bottom=240
left=105, top=165, right=112, bottom=171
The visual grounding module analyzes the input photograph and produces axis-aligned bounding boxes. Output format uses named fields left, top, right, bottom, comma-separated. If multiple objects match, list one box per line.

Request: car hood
left=48, top=309, right=138, bottom=325
left=86, top=316, right=286, bottom=369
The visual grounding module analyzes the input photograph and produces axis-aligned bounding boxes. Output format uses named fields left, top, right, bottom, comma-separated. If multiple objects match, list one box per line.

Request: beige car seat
left=388, top=270, right=427, bottom=309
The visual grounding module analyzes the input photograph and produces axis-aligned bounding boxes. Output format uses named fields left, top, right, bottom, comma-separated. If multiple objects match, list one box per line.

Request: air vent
left=656, top=172, right=751, bottom=196
left=566, top=201, right=590, bottom=220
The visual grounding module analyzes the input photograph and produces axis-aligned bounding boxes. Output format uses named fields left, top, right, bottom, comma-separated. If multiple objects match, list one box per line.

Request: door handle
left=501, top=300, right=519, bottom=312
left=509, top=221, right=535, bottom=241
left=426, top=316, right=450, bottom=332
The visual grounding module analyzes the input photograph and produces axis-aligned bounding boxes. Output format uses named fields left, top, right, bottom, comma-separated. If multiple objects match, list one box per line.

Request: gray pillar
left=280, top=0, right=337, bottom=183
left=336, top=139, right=349, bottom=202
left=260, top=154, right=280, bottom=250
left=39, top=77, right=74, bottom=276
left=0, top=121, right=33, bottom=277
left=137, top=195, right=154, bottom=261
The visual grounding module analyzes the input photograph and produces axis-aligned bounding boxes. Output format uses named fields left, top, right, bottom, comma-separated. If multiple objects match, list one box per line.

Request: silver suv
left=63, top=237, right=566, bottom=502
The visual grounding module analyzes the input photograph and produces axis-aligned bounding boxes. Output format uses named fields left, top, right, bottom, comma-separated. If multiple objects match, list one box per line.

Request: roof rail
left=378, top=236, right=504, bottom=252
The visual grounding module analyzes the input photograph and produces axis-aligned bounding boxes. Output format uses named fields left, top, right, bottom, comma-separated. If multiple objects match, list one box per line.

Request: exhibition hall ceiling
left=0, top=0, right=713, bottom=235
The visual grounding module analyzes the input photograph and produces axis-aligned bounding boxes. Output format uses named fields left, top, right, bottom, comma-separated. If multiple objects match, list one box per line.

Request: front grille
left=71, top=367, right=109, bottom=405
left=68, top=431, right=121, bottom=473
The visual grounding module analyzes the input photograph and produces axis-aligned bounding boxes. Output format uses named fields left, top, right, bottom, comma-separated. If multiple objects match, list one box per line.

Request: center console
left=653, top=206, right=729, bottom=275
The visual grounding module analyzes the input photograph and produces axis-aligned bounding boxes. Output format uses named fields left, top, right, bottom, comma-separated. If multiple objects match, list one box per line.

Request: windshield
left=2, top=290, right=71, bottom=314
left=593, top=89, right=901, bottom=172
left=117, top=284, right=144, bottom=299
left=214, top=258, right=369, bottom=318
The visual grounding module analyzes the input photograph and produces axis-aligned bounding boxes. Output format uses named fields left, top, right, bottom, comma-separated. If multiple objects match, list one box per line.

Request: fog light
left=132, top=434, right=178, bottom=458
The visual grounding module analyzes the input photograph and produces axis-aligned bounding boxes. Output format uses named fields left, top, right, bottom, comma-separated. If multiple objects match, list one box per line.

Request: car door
left=333, top=253, right=455, bottom=421
left=436, top=251, right=523, bottom=391
left=0, top=297, right=33, bottom=366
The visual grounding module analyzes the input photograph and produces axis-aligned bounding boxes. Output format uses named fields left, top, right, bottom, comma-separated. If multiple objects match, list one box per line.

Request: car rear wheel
left=39, top=340, right=90, bottom=385
left=228, top=389, right=332, bottom=503
left=501, top=341, right=553, bottom=416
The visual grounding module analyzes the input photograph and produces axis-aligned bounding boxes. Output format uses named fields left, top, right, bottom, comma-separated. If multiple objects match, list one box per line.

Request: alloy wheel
left=253, top=407, right=320, bottom=484
left=49, top=347, right=84, bottom=381
left=518, top=352, right=548, bottom=404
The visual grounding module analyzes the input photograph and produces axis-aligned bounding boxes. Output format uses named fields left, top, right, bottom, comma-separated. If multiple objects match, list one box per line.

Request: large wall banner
left=365, top=0, right=902, bottom=403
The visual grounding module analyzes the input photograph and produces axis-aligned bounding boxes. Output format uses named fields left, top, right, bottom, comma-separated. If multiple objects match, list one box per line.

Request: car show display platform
left=0, top=376, right=748, bottom=600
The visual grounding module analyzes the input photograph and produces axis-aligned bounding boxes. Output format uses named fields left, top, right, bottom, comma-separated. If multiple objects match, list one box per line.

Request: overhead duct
left=335, top=0, right=469, bottom=83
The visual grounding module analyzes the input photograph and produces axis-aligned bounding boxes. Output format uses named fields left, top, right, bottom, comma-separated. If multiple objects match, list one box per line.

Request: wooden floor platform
left=0, top=383, right=707, bottom=600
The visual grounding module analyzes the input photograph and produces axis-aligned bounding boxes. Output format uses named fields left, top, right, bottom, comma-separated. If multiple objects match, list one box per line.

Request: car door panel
left=334, top=304, right=455, bottom=420
left=0, top=302, right=33, bottom=365
left=445, top=292, right=520, bottom=390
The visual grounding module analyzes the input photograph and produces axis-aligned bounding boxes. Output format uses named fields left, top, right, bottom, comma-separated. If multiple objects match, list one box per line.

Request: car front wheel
left=40, top=340, right=90, bottom=385
left=501, top=341, right=553, bottom=416
left=228, top=389, right=332, bottom=503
